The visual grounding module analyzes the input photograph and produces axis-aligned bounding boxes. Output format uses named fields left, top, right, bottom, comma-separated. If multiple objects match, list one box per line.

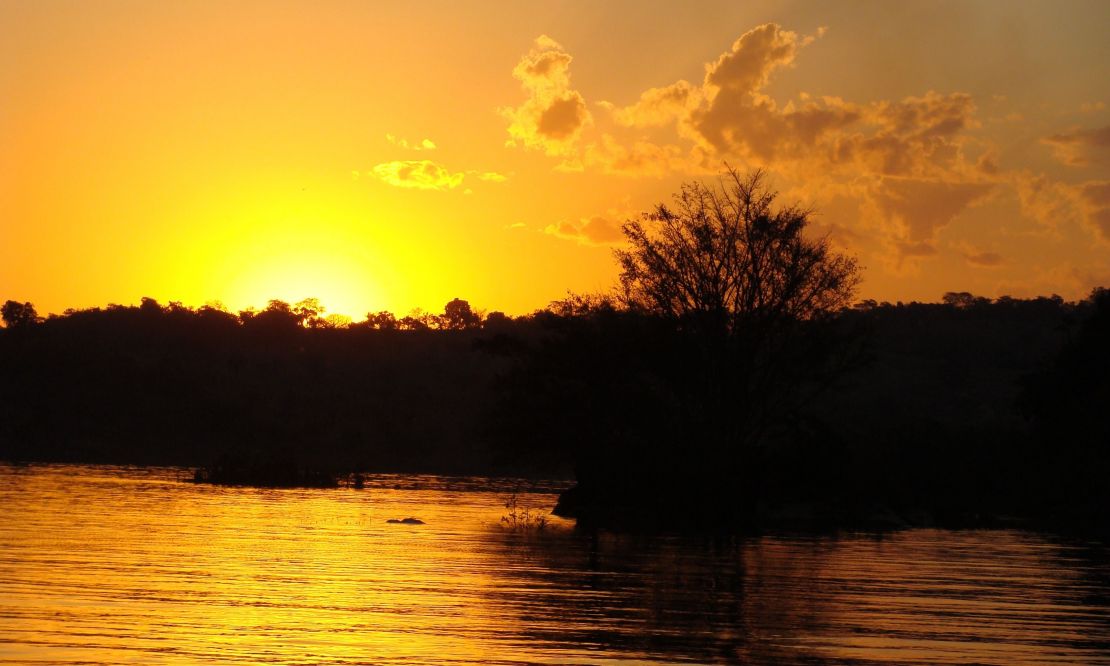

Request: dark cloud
left=1043, top=125, right=1110, bottom=166
left=538, top=95, right=589, bottom=139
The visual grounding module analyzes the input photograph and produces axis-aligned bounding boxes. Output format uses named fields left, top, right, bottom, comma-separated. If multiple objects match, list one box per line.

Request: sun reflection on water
left=1, top=464, right=1108, bottom=665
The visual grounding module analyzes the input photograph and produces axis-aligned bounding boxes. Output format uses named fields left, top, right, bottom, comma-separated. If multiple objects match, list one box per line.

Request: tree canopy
left=610, top=168, right=862, bottom=455
left=1, top=300, right=38, bottom=329
left=616, top=168, right=859, bottom=336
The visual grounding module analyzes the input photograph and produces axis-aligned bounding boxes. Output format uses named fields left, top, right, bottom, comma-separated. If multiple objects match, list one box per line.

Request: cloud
left=1077, top=180, right=1110, bottom=241
left=1013, top=171, right=1078, bottom=232
left=1011, top=172, right=1110, bottom=243
left=704, top=23, right=808, bottom=95
left=872, top=177, right=993, bottom=244
left=1042, top=125, right=1110, bottom=166
left=386, top=134, right=437, bottom=151
left=582, top=135, right=691, bottom=177
left=600, top=24, right=983, bottom=186
left=503, top=24, right=1029, bottom=271
left=502, top=36, right=592, bottom=156
left=509, top=24, right=984, bottom=190
left=896, top=240, right=939, bottom=258
left=965, top=251, right=1004, bottom=267
left=608, top=81, right=702, bottom=128
left=683, top=24, right=869, bottom=164
left=650, top=25, right=992, bottom=266
left=472, top=171, right=509, bottom=182
left=545, top=215, right=625, bottom=245
left=953, top=242, right=1005, bottom=267
left=369, top=160, right=465, bottom=191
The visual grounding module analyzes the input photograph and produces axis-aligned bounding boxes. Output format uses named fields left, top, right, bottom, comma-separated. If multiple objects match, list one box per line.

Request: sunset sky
left=3, top=0, right=1109, bottom=319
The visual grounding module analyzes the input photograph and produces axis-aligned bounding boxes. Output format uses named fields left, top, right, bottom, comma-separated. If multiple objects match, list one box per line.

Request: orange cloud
left=582, top=135, right=690, bottom=177
left=1013, top=172, right=1078, bottom=233
left=872, top=178, right=993, bottom=244
left=503, top=36, right=592, bottom=157
left=1013, top=172, right=1110, bottom=243
left=953, top=242, right=1005, bottom=268
left=1042, top=125, right=1110, bottom=166
left=545, top=215, right=625, bottom=245
left=1078, top=180, right=1110, bottom=241
left=607, top=81, right=701, bottom=128
left=504, top=23, right=1077, bottom=275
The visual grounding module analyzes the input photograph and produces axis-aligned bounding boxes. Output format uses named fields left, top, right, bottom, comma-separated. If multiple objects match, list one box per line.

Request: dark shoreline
left=3, top=291, right=1108, bottom=537
left=5, top=458, right=1107, bottom=538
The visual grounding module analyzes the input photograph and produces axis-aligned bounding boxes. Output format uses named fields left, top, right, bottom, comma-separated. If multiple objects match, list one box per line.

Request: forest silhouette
left=2, top=169, right=1108, bottom=532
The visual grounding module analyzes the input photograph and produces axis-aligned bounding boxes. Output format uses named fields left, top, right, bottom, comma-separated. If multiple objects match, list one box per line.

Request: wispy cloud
left=386, top=134, right=437, bottom=151
left=366, top=162, right=510, bottom=192
left=953, top=242, right=1005, bottom=268
left=1042, top=125, right=1110, bottom=166
left=368, top=160, right=464, bottom=191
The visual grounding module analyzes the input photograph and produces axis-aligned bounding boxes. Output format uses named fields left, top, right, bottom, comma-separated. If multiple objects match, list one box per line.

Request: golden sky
left=3, top=0, right=1109, bottom=318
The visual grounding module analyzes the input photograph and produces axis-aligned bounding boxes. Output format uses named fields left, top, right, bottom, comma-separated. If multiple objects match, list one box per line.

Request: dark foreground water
left=1, top=464, right=1108, bottom=664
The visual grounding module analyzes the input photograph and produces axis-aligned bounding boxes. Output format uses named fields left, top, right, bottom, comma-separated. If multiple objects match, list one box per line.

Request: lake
left=1, top=463, right=1108, bottom=664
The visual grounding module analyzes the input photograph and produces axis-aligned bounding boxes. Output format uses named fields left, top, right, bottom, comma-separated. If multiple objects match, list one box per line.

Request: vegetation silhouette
left=1, top=174, right=1108, bottom=531
left=499, top=169, right=862, bottom=530
left=1, top=300, right=39, bottom=329
left=0, top=296, right=514, bottom=483
left=191, top=451, right=341, bottom=488
left=1019, top=287, right=1110, bottom=524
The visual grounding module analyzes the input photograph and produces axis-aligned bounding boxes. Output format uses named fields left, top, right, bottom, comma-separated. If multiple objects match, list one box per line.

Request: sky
left=2, top=0, right=1109, bottom=318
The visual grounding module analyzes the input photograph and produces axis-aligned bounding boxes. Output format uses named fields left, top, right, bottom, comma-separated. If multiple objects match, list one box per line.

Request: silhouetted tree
left=483, top=311, right=512, bottom=332
left=324, top=313, right=352, bottom=329
left=617, top=169, right=859, bottom=330
left=1, top=300, right=38, bottom=329
left=242, top=299, right=302, bottom=336
left=615, top=168, right=860, bottom=453
left=496, top=169, right=864, bottom=528
left=139, top=296, right=164, bottom=316
left=442, top=298, right=481, bottom=330
left=367, top=311, right=398, bottom=331
left=294, top=298, right=328, bottom=328
left=942, top=291, right=990, bottom=309
left=398, top=309, right=432, bottom=331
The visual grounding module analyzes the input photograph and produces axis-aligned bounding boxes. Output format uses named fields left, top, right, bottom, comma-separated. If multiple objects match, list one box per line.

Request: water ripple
left=1, top=463, right=1108, bottom=664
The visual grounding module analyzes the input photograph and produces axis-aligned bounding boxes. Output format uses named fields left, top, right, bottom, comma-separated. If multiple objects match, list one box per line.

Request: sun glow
left=224, top=251, right=384, bottom=319
left=2, top=2, right=1109, bottom=318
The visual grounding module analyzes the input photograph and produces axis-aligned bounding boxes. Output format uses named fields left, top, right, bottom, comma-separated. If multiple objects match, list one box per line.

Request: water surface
left=1, top=464, right=1108, bottom=664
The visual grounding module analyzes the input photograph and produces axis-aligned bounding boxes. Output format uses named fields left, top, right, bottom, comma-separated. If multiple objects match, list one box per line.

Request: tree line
left=2, top=168, right=1107, bottom=531
left=2, top=295, right=497, bottom=333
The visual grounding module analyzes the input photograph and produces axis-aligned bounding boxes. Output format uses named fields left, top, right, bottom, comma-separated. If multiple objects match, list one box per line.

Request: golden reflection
left=1, top=465, right=1107, bottom=665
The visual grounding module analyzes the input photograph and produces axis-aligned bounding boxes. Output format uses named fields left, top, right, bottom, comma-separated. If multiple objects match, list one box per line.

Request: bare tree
left=616, top=168, right=858, bottom=333
left=615, top=167, right=861, bottom=451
